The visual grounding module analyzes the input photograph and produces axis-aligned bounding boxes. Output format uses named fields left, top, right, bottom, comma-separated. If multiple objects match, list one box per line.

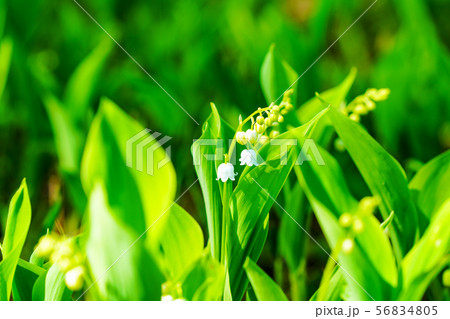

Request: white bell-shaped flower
left=216, top=163, right=237, bottom=182
left=239, top=149, right=259, bottom=167
left=245, top=129, right=257, bottom=144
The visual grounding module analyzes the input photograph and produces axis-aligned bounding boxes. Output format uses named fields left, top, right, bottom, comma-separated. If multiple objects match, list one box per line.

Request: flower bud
left=443, top=269, right=450, bottom=287
left=334, top=138, right=345, bottom=152
left=264, top=117, right=272, bottom=127
left=359, top=196, right=380, bottom=214
left=65, top=266, right=85, bottom=291
left=349, top=113, right=360, bottom=122
left=272, top=105, right=280, bottom=112
left=285, top=103, right=294, bottom=111
left=354, top=104, right=367, bottom=115
left=352, top=218, right=364, bottom=234
left=281, top=109, right=288, bottom=115
left=342, top=238, right=354, bottom=254
left=255, top=123, right=265, bottom=134
left=364, top=97, right=375, bottom=110
left=256, top=115, right=265, bottom=125
left=277, top=115, right=284, bottom=123
left=236, top=131, right=247, bottom=145
left=269, top=113, right=277, bottom=122
left=339, top=213, right=353, bottom=228
left=35, top=234, right=58, bottom=258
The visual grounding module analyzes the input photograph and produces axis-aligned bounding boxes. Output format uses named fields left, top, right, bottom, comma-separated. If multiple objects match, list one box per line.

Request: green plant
left=1, top=45, right=448, bottom=301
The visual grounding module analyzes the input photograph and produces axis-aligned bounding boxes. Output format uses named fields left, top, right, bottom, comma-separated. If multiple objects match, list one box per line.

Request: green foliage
left=0, top=179, right=31, bottom=301
left=0, top=0, right=449, bottom=302
left=244, top=258, right=288, bottom=301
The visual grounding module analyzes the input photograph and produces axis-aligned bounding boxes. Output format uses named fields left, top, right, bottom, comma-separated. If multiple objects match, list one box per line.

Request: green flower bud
left=334, top=138, right=345, bottom=152
left=35, top=234, right=58, bottom=258
left=270, top=113, right=277, bottom=122
left=339, top=213, right=353, bottom=228
left=272, top=105, right=280, bottom=112
left=65, top=266, right=85, bottom=291
left=256, top=115, right=265, bottom=125
left=359, top=196, right=380, bottom=214
left=354, top=104, right=368, bottom=115
left=264, top=117, right=272, bottom=127
left=342, top=238, right=354, bottom=254
left=352, top=218, right=364, bottom=234
left=364, top=97, right=376, bottom=110
left=443, top=269, right=450, bottom=287
left=255, top=123, right=265, bottom=134
left=281, top=109, right=288, bottom=115
left=349, top=113, right=360, bottom=122
left=277, top=115, right=284, bottom=123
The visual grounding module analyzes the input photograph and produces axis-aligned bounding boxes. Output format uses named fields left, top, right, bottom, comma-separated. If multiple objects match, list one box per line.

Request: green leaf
left=244, top=258, right=288, bottom=301
left=81, top=98, right=176, bottom=237
left=296, top=147, right=397, bottom=300
left=260, top=43, right=299, bottom=105
left=85, top=183, right=164, bottom=300
left=409, top=150, right=450, bottom=225
left=179, top=250, right=225, bottom=301
left=327, top=106, right=418, bottom=257
left=64, top=39, right=112, bottom=122
left=223, top=112, right=327, bottom=300
left=154, top=203, right=204, bottom=281
left=12, top=259, right=45, bottom=301
left=0, top=179, right=32, bottom=301
left=297, top=68, right=356, bottom=124
left=191, top=103, right=235, bottom=260
left=399, top=199, right=450, bottom=300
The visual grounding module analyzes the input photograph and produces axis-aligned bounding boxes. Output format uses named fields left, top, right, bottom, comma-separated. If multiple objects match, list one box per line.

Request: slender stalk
left=317, top=239, right=343, bottom=301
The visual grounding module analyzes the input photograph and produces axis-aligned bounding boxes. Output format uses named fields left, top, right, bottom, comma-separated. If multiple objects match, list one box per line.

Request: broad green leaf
left=297, top=68, right=356, bottom=124
left=327, top=106, right=418, bottom=257
left=296, top=146, right=397, bottom=300
left=244, top=258, right=288, bottom=301
left=399, top=199, right=450, bottom=300
left=154, top=203, right=204, bottom=281
left=260, top=43, right=299, bottom=106
left=191, top=103, right=235, bottom=260
left=12, top=259, right=45, bottom=301
left=85, top=183, right=164, bottom=300
left=0, top=179, right=31, bottom=301
left=81, top=98, right=176, bottom=236
left=409, top=150, right=450, bottom=224
left=64, top=38, right=112, bottom=122
left=179, top=250, right=225, bottom=301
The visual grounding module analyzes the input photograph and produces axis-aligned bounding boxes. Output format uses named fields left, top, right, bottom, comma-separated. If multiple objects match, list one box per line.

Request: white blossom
left=239, top=149, right=259, bottom=167
left=216, top=163, right=237, bottom=182
left=245, top=129, right=257, bottom=144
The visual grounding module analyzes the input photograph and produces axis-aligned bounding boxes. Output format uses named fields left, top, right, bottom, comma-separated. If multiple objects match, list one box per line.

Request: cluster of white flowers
left=216, top=90, right=295, bottom=182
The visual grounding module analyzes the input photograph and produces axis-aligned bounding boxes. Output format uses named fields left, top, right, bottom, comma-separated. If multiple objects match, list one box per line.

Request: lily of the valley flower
left=216, top=162, right=238, bottom=182
left=239, top=149, right=259, bottom=166
left=245, top=129, right=257, bottom=144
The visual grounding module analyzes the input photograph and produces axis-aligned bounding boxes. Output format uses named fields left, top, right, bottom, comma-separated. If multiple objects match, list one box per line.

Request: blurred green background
left=0, top=0, right=449, bottom=294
